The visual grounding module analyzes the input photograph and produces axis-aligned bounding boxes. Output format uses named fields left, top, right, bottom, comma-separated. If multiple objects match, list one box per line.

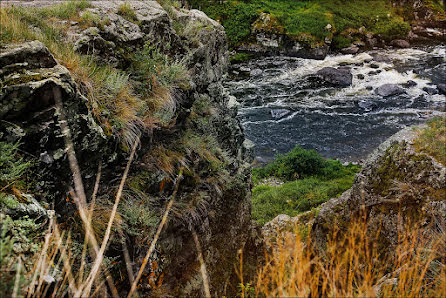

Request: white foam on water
left=278, top=52, right=375, bottom=81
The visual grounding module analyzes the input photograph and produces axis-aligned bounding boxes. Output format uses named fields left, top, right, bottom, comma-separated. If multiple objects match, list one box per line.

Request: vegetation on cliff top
left=186, top=0, right=430, bottom=47
left=0, top=1, right=189, bottom=148
left=251, top=146, right=360, bottom=224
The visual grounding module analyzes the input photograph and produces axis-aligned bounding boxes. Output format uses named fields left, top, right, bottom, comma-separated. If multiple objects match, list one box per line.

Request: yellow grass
left=255, top=216, right=446, bottom=297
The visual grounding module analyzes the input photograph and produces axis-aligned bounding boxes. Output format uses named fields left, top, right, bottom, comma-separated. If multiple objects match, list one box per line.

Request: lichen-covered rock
left=311, top=126, right=446, bottom=254
left=0, top=41, right=107, bottom=207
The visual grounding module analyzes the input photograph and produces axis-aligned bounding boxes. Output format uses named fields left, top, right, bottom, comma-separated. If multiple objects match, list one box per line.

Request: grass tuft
left=413, top=116, right=446, bottom=165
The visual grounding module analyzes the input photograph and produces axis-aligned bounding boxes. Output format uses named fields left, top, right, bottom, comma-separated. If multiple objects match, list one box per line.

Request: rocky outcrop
left=0, top=1, right=262, bottom=296
left=0, top=40, right=107, bottom=207
left=311, top=126, right=446, bottom=254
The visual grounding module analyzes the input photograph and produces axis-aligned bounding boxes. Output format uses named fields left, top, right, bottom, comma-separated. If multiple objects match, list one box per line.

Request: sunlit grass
left=255, top=216, right=446, bottom=297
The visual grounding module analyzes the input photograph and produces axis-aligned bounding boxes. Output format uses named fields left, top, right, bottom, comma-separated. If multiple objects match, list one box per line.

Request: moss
left=0, top=193, right=20, bottom=209
left=3, top=73, right=49, bottom=86
left=229, top=52, right=253, bottom=64
left=371, top=143, right=407, bottom=196
left=413, top=117, right=446, bottom=166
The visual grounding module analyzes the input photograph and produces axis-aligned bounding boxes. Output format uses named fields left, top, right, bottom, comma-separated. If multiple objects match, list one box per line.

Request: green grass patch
left=117, top=2, right=138, bottom=23
left=252, top=176, right=355, bottom=225
left=252, top=145, right=360, bottom=225
left=414, top=116, right=446, bottom=165
left=230, top=52, right=253, bottom=63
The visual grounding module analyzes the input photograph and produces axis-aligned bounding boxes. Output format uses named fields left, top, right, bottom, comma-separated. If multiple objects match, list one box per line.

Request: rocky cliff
left=0, top=1, right=261, bottom=296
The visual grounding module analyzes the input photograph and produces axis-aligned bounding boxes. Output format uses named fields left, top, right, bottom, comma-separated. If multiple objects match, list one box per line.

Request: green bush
left=376, top=19, right=411, bottom=41
left=332, top=35, right=352, bottom=49
left=253, top=145, right=359, bottom=181
left=251, top=145, right=360, bottom=224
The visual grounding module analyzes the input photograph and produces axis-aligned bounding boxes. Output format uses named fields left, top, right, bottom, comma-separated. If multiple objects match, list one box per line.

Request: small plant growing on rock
left=413, top=116, right=446, bottom=165
left=117, top=2, right=138, bottom=23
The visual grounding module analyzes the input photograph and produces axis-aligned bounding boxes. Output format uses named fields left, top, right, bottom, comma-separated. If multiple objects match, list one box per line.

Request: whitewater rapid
left=226, top=46, right=446, bottom=163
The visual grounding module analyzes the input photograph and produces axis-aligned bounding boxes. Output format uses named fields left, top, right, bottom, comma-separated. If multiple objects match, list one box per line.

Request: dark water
left=226, top=46, right=446, bottom=163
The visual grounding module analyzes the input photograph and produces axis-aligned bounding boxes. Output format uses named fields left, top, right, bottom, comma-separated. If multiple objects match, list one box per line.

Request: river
left=226, top=46, right=446, bottom=164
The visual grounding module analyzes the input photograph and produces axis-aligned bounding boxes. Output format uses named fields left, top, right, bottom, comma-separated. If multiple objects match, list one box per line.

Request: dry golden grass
left=255, top=216, right=446, bottom=297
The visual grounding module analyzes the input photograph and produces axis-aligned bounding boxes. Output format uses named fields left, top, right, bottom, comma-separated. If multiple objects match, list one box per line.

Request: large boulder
left=436, top=83, right=446, bottom=95
left=311, top=126, right=446, bottom=253
left=316, top=67, right=353, bottom=87
left=375, top=84, right=405, bottom=97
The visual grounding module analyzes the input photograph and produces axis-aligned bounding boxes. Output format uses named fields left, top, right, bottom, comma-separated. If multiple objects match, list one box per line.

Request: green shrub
left=251, top=145, right=360, bottom=224
left=332, top=35, right=352, bottom=49
left=376, top=19, right=411, bottom=41
left=253, top=145, right=359, bottom=182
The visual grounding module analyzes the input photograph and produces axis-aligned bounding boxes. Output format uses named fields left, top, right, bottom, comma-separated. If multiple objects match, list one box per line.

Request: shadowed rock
left=316, top=67, right=353, bottom=87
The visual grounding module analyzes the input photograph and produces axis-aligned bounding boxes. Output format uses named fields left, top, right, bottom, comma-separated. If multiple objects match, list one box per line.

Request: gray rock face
left=311, top=126, right=446, bottom=254
left=316, top=67, right=353, bottom=87
left=375, top=84, right=405, bottom=97
left=0, top=41, right=106, bottom=203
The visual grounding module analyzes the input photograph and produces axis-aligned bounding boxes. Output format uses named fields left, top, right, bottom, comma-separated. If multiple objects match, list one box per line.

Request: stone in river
left=437, top=83, right=446, bottom=95
left=375, top=84, right=405, bottom=97
left=403, top=80, right=417, bottom=88
left=250, top=68, right=263, bottom=77
left=271, top=109, right=291, bottom=119
left=359, top=100, right=378, bottom=111
left=316, top=67, right=353, bottom=87
left=423, top=87, right=438, bottom=95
